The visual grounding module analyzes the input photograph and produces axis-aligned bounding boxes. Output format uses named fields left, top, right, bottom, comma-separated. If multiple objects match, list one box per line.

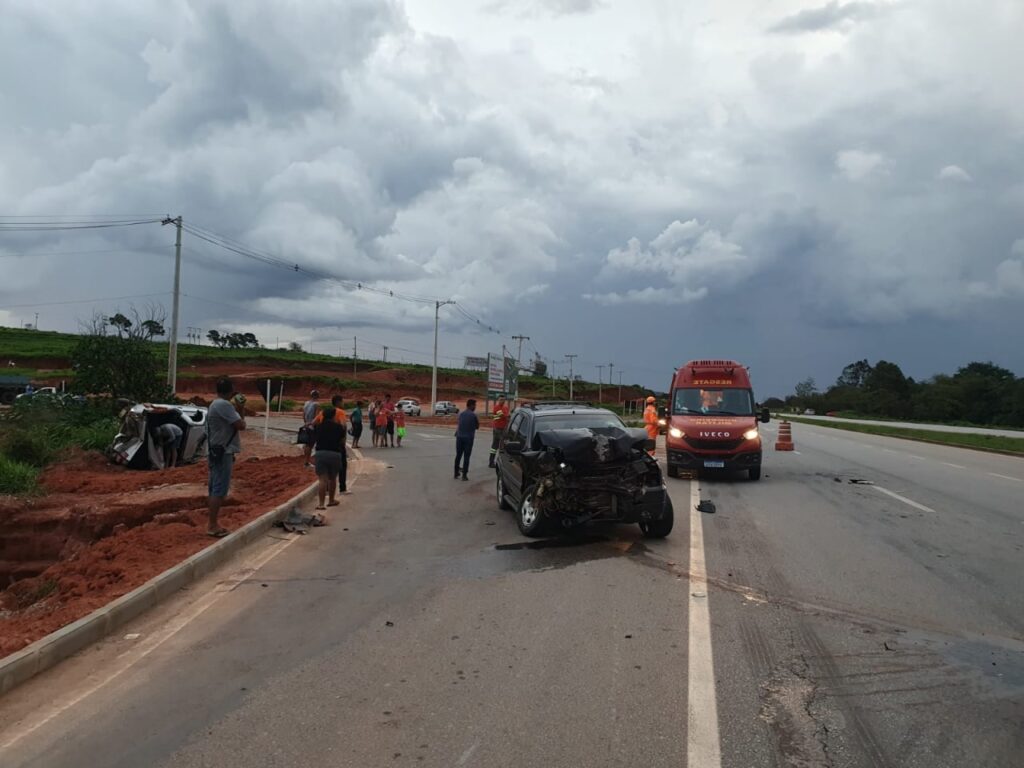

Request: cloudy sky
left=2, top=0, right=1023, bottom=396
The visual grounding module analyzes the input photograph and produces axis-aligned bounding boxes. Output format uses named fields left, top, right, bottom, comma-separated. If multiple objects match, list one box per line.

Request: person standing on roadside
left=394, top=408, right=406, bottom=447
left=312, top=406, right=346, bottom=510
left=301, top=390, right=320, bottom=468
left=454, top=398, right=479, bottom=481
left=368, top=400, right=378, bottom=447
left=488, top=397, right=509, bottom=468
left=643, top=395, right=658, bottom=457
left=206, top=377, right=246, bottom=537
left=375, top=403, right=388, bottom=448
left=314, top=395, right=348, bottom=492
left=349, top=401, right=364, bottom=449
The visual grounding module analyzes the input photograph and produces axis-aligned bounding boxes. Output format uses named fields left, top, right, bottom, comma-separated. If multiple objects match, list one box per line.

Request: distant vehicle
left=434, top=401, right=459, bottom=415
left=15, top=386, right=59, bottom=401
left=825, top=411, right=838, bottom=417
left=663, top=359, right=770, bottom=481
left=804, top=408, right=816, bottom=415
left=109, top=403, right=208, bottom=470
left=494, top=403, right=672, bottom=537
left=396, top=398, right=422, bottom=416
left=0, top=374, right=31, bottom=405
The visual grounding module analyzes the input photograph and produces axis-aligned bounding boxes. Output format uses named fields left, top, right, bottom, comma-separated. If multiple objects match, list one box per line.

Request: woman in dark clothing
left=313, top=406, right=346, bottom=509
left=350, top=400, right=364, bottom=448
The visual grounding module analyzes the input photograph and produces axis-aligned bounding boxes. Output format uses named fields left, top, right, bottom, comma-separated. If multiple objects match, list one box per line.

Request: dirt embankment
left=0, top=432, right=310, bottom=657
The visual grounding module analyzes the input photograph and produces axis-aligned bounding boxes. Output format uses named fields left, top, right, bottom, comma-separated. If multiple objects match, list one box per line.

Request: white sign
left=487, top=353, right=505, bottom=393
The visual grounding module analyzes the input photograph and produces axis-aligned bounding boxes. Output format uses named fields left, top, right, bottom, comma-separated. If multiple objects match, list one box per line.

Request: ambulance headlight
left=669, top=427, right=684, bottom=439
left=743, top=428, right=759, bottom=441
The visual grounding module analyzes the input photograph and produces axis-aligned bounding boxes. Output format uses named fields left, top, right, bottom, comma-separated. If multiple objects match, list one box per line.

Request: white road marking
left=456, top=740, right=480, bottom=766
left=988, top=472, right=1023, bottom=483
left=909, top=455, right=926, bottom=461
left=687, top=480, right=722, bottom=767
left=1, top=467, right=366, bottom=751
left=941, top=462, right=966, bottom=469
left=793, top=451, right=802, bottom=455
left=872, top=485, right=936, bottom=514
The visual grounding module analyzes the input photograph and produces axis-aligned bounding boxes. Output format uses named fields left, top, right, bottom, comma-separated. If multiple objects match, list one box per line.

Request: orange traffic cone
left=775, top=421, right=795, bottom=451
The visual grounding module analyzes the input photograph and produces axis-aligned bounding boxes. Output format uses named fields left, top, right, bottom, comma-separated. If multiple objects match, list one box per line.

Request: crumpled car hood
left=535, top=426, right=650, bottom=464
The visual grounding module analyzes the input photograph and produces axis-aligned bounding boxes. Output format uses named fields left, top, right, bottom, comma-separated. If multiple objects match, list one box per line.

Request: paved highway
left=783, top=413, right=1024, bottom=439
left=1, top=418, right=1021, bottom=767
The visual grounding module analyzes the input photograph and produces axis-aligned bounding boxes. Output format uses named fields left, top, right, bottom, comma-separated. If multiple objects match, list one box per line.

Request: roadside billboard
left=464, top=356, right=488, bottom=371
left=487, top=353, right=505, bottom=397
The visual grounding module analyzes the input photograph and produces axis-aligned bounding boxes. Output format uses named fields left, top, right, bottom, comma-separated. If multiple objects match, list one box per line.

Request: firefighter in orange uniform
left=489, top=397, right=510, bottom=468
left=643, top=395, right=659, bottom=456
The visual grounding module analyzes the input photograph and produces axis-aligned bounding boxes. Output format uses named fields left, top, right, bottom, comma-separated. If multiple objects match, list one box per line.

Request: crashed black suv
left=494, top=403, right=673, bottom=538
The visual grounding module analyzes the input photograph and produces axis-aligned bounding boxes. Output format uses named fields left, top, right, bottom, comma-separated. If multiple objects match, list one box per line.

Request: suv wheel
left=639, top=496, right=674, bottom=538
left=496, top=472, right=512, bottom=511
left=517, top=484, right=547, bottom=537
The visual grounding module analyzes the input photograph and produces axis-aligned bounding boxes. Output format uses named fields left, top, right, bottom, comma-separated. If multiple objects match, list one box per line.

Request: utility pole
left=596, top=365, right=604, bottom=402
left=511, top=334, right=530, bottom=373
left=431, top=300, right=456, bottom=411
left=565, top=354, right=577, bottom=401
left=34, top=312, right=39, bottom=330
left=383, top=346, right=388, bottom=363
left=618, top=371, right=623, bottom=403
left=353, top=336, right=358, bottom=376
left=161, top=215, right=182, bottom=393
left=608, top=362, right=614, bottom=387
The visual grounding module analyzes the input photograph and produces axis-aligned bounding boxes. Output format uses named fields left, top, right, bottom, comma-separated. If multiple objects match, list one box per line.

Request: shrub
left=0, top=430, right=54, bottom=467
left=0, top=456, right=39, bottom=494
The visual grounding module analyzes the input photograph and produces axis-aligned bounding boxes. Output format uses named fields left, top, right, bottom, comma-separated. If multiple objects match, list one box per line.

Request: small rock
left=153, top=511, right=193, bottom=526
left=624, top=634, right=633, bottom=639
left=385, top=620, right=394, bottom=627
left=112, top=523, right=127, bottom=535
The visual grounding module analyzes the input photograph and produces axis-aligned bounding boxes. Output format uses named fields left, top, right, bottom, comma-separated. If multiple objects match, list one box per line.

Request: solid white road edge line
left=871, top=484, right=936, bottom=514
left=687, top=479, right=722, bottom=767
left=1, top=466, right=365, bottom=751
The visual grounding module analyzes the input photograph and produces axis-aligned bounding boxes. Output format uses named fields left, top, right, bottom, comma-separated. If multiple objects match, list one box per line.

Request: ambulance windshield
left=673, top=388, right=754, bottom=416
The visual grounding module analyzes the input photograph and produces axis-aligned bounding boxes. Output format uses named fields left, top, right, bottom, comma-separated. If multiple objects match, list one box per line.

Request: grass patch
left=783, top=416, right=1024, bottom=456
left=0, top=455, right=40, bottom=494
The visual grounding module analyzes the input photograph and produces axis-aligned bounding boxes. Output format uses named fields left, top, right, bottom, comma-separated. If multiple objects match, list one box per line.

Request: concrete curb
left=0, top=479, right=321, bottom=696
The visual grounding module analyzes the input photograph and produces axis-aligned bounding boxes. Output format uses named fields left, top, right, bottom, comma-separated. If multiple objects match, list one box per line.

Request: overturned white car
left=109, top=403, right=208, bottom=470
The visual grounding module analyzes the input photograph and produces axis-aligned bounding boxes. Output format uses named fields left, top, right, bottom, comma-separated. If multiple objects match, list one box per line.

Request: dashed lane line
left=988, top=472, right=1023, bottom=483
left=871, top=484, right=937, bottom=514
left=687, top=479, right=722, bottom=767
left=941, top=462, right=966, bottom=469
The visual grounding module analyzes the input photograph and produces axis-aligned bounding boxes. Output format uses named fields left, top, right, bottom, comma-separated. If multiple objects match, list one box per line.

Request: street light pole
left=161, top=215, right=183, bottom=394
left=596, top=365, right=604, bottom=403
left=565, top=354, right=577, bottom=401
left=431, top=300, right=455, bottom=412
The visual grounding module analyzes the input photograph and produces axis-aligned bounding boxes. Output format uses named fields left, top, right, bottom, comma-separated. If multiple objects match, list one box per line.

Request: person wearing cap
left=301, top=390, right=320, bottom=468
left=488, top=397, right=510, bottom=468
left=643, top=395, right=659, bottom=456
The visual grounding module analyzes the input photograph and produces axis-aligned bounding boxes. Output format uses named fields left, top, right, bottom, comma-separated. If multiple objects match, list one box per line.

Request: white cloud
left=937, top=164, right=973, bottom=183
left=769, top=1, right=888, bottom=34
left=586, top=219, right=750, bottom=305
left=835, top=149, right=888, bottom=181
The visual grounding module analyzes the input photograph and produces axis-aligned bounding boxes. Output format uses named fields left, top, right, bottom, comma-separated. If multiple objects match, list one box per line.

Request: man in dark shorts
left=206, top=377, right=246, bottom=537
left=312, top=406, right=346, bottom=509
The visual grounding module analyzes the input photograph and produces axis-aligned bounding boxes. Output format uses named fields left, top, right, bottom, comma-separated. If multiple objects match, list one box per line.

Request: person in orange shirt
left=394, top=409, right=406, bottom=446
left=313, top=394, right=347, bottom=427
left=313, top=394, right=349, bottom=491
left=643, top=395, right=659, bottom=457
left=488, top=397, right=510, bottom=468
left=374, top=404, right=388, bottom=448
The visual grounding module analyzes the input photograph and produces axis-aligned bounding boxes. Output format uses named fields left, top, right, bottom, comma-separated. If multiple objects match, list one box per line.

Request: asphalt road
left=1, top=418, right=1022, bottom=767
left=784, top=413, right=1024, bottom=438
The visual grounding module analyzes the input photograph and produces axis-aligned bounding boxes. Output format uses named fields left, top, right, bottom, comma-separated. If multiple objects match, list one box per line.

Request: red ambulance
left=664, top=359, right=770, bottom=480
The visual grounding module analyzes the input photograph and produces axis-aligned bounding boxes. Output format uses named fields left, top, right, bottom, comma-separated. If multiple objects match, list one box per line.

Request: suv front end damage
left=524, top=427, right=667, bottom=529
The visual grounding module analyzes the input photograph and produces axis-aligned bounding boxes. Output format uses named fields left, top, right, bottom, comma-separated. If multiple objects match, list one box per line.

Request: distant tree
left=955, top=361, right=1014, bottom=382
left=835, top=359, right=873, bottom=389
left=241, top=332, right=259, bottom=348
left=288, top=341, right=303, bottom=353
left=107, top=313, right=132, bottom=337
left=140, top=319, right=165, bottom=340
left=794, top=377, right=817, bottom=399
left=533, top=358, right=548, bottom=377
left=207, top=330, right=224, bottom=347
left=72, top=313, right=167, bottom=402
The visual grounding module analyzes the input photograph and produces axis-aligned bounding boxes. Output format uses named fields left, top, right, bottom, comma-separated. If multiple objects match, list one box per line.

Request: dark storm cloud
left=768, top=1, right=887, bottom=34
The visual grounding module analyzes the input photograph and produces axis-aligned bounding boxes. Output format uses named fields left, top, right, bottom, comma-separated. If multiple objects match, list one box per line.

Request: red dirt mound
left=0, top=433, right=310, bottom=656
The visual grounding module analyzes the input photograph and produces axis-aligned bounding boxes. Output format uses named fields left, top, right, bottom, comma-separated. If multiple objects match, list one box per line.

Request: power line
left=0, top=219, right=163, bottom=231
left=0, top=245, right=174, bottom=259
left=0, top=292, right=169, bottom=310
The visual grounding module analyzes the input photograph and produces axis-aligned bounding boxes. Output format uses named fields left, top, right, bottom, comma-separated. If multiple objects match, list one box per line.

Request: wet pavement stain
left=494, top=534, right=613, bottom=551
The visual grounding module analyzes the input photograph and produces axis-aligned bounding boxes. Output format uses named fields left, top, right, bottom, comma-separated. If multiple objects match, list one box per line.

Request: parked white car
left=396, top=398, right=422, bottom=416
left=434, top=401, right=459, bottom=415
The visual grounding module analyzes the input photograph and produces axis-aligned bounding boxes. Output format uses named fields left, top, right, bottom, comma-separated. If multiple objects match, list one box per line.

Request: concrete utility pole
left=597, top=365, right=604, bottom=403
left=608, top=363, right=614, bottom=387
left=431, top=300, right=456, bottom=411
left=353, top=337, right=357, bottom=377
left=383, top=346, right=388, bottom=363
left=565, top=354, right=577, bottom=401
left=618, top=370, right=623, bottom=403
left=511, top=334, right=530, bottom=372
left=162, top=215, right=183, bottom=393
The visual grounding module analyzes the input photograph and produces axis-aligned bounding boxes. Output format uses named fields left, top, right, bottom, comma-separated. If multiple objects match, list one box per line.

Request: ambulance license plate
left=703, top=460, right=725, bottom=469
